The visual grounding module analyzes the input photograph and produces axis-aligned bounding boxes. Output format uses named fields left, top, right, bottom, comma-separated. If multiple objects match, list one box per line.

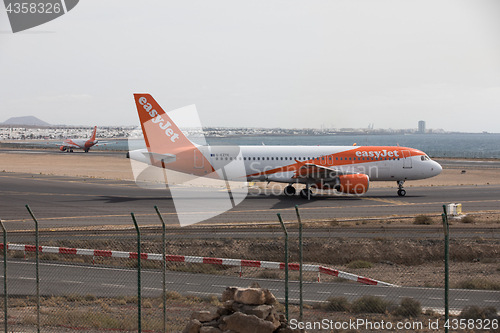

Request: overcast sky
left=1, top=0, right=499, bottom=132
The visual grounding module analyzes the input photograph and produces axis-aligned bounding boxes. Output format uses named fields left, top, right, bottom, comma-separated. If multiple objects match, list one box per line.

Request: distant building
left=418, top=120, right=426, bottom=134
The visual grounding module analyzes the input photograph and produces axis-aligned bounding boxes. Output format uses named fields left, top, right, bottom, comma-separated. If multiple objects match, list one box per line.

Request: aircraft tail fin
left=90, top=126, right=97, bottom=141
left=133, top=93, right=194, bottom=154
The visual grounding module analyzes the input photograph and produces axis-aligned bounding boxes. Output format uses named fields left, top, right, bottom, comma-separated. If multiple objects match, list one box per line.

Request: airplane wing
left=93, top=141, right=118, bottom=146
left=293, top=163, right=361, bottom=180
left=59, top=142, right=81, bottom=148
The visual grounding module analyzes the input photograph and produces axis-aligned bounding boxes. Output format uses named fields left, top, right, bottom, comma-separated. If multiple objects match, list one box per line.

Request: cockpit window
left=421, top=155, right=431, bottom=161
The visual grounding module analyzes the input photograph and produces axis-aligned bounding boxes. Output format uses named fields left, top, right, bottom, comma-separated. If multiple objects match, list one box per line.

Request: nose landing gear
left=397, top=180, right=406, bottom=196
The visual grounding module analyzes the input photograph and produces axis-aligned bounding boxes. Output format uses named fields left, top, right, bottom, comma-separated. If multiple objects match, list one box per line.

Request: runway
left=1, top=260, right=498, bottom=312
left=1, top=171, right=500, bottom=231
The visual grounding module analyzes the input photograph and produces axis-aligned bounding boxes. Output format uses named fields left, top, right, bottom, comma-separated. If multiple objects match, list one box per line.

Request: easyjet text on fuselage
left=355, top=149, right=400, bottom=158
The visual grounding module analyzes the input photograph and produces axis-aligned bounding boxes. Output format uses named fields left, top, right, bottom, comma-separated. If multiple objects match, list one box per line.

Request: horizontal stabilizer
left=141, top=152, right=176, bottom=164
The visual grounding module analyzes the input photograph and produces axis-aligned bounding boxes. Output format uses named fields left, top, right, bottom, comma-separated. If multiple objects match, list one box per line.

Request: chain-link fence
left=1, top=206, right=499, bottom=332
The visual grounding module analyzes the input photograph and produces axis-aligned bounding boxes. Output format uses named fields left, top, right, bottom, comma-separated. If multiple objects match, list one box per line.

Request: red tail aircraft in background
left=59, top=126, right=102, bottom=153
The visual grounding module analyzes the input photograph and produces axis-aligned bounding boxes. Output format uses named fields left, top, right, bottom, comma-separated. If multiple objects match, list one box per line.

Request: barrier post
left=1, top=220, right=7, bottom=333
left=442, top=205, right=449, bottom=333
left=295, top=205, right=303, bottom=322
left=131, top=213, right=142, bottom=333
left=277, top=213, right=289, bottom=322
left=154, top=206, right=167, bottom=333
left=25, top=205, right=40, bottom=333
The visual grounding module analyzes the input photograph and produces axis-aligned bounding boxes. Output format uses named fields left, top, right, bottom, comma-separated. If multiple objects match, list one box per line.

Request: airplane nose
left=433, top=161, right=442, bottom=175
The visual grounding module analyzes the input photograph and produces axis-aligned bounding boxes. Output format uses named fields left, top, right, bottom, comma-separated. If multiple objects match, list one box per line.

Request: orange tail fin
left=133, top=94, right=196, bottom=154
left=90, top=126, right=97, bottom=141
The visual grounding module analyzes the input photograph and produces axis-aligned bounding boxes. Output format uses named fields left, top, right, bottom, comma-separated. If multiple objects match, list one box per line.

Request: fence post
left=294, top=205, right=303, bottom=323
left=25, top=205, right=40, bottom=333
left=1, top=220, right=7, bottom=333
left=442, top=205, right=449, bottom=333
left=154, top=206, right=167, bottom=333
left=131, top=213, right=142, bottom=333
left=277, top=213, right=289, bottom=322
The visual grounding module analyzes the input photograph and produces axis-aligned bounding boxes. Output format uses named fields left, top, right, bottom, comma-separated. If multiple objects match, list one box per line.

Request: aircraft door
left=402, top=150, right=412, bottom=168
left=194, top=148, right=204, bottom=169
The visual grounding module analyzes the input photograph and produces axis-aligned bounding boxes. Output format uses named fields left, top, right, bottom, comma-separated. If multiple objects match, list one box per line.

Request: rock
left=202, top=320, right=221, bottom=328
left=184, top=286, right=298, bottom=333
left=240, top=304, right=273, bottom=319
left=217, top=307, right=230, bottom=316
left=263, top=289, right=276, bottom=305
left=275, top=328, right=296, bottom=333
left=224, top=300, right=235, bottom=310
left=183, top=319, right=202, bottom=333
left=191, top=310, right=220, bottom=323
left=223, top=312, right=276, bottom=333
left=249, top=282, right=261, bottom=288
left=265, top=312, right=281, bottom=330
left=222, top=287, right=238, bottom=302
left=218, top=322, right=228, bottom=331
left=234, top=288, right=266, bottom=305
left=200, top=327, right=222, bottom=333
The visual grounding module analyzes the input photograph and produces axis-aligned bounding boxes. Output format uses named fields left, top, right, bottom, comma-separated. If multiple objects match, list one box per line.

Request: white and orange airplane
left=59, top=126, right=100, bottom=153
left=128, top=94, right=442, bottom=198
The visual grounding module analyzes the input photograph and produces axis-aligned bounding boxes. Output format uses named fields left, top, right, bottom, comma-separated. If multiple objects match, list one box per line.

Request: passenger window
left=257, top=157, right=260, bottom=160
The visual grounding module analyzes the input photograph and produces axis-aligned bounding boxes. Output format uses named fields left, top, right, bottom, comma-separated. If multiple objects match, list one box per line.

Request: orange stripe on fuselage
left=245, top=146, right=425, bottom=178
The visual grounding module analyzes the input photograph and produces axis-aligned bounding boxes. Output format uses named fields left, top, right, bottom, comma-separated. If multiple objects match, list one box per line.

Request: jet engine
left=335, top=174, right=370, bottom=195
left=59, top=146, right=67, bottom=151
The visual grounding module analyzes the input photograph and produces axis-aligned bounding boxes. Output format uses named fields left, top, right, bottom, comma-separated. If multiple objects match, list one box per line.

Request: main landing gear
left=283, top=183, right=314, bottom=200
left=283, top=184, right=296, bottom=196
left=397, top=180, right=406, bottom=197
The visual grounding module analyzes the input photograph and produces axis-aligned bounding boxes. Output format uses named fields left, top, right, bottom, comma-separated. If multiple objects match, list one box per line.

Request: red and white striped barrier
left=0, top=243, right=396, bottom=287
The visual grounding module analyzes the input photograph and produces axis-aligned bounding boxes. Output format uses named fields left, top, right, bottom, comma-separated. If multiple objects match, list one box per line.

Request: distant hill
left=2, top=116, right=50, bottom=126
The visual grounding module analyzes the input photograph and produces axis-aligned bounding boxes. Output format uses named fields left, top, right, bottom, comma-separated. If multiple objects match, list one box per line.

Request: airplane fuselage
left=130, top=144, right=442, bottom=184
left=131, top=93, right=442, bottom=198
